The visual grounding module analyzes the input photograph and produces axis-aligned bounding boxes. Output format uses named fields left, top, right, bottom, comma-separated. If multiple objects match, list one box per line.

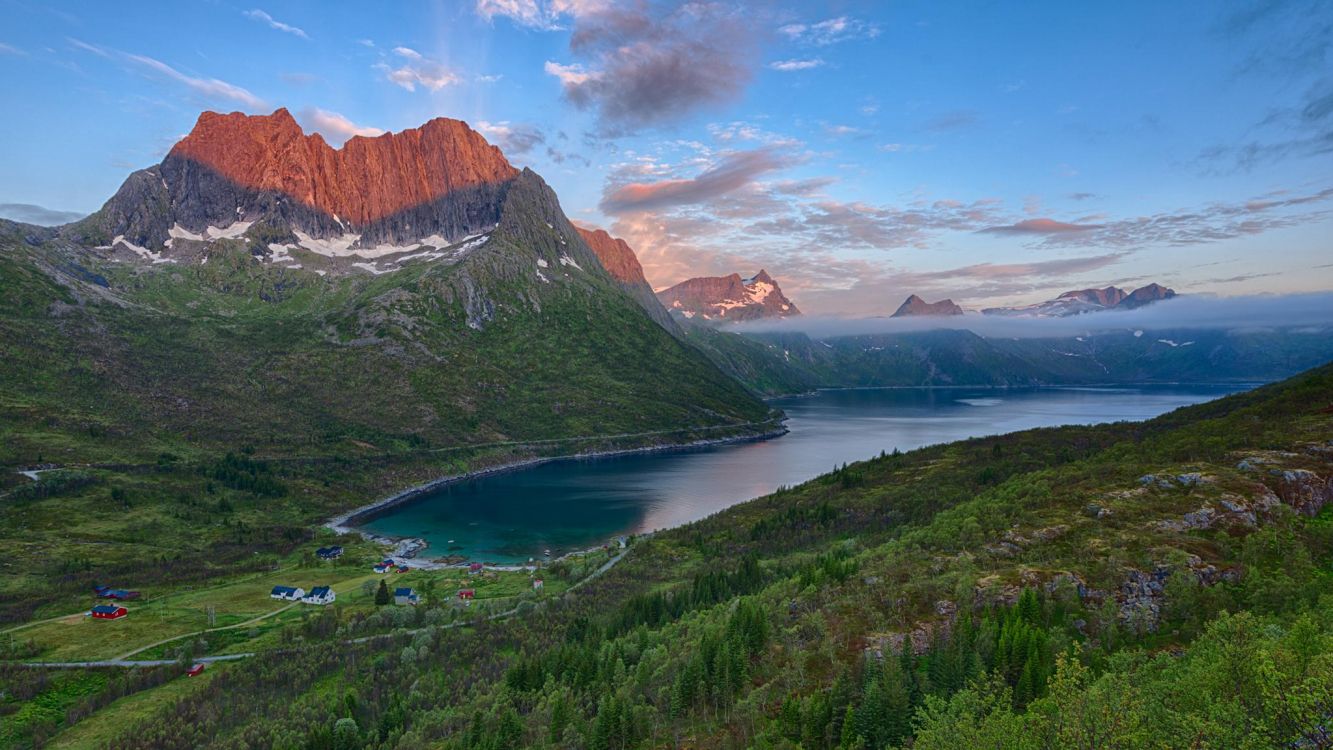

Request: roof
left=91, top=604, right=123, bottom=614
left=394, top=587, right=414, bottom=596
left=271, top=585, right=297, bottom=594
left=308, top=586, right=331, bottom=596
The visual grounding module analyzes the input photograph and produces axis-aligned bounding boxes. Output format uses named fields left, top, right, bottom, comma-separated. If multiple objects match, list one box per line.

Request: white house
left=302, top=586, right=336, bottom=605
left=270, top=585, right=305, bottom=601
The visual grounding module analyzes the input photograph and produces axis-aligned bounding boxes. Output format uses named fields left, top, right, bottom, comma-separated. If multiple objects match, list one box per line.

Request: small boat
left=543, top=549, right=552, bottom=557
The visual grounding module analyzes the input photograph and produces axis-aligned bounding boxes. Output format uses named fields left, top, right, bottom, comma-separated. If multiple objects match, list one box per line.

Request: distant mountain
left=1118, top=282, right=1176, bottom=309
left=891, top=294, right=964, bottom=317
left=574, top=226, right=679, bottom=333
left=656, top=270, right=800, bottom=322
left=983, top=283, right=1176, bottom=317
left=0, top=109, right=774, bottom=463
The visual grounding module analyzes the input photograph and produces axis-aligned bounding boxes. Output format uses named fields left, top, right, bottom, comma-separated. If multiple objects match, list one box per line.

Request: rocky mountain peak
left=892, top=295, right=964, bottom=317
left=655, top=270, right=801, bottom=322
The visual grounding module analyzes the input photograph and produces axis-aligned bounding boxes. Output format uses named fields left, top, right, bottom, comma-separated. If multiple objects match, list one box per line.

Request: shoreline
left=324, top=422, right=789, bottom=563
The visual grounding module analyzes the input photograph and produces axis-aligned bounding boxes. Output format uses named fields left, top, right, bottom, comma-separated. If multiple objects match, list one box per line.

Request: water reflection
left=360, top=384, right=1250, bottom=562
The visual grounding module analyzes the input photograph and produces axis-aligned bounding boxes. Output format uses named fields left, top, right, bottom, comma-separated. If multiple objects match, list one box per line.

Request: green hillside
left=9, top=361, right=1327, bottom=749
left=687, top=323, right=1333, bottom=395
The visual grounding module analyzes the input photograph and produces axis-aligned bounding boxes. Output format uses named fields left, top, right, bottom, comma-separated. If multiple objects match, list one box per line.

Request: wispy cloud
left=243, top=9, right=308, bottom=39
left=296, top=107, right=383, bottom=145
left=601, top=147, right=799, bottom=214
left=377, top=46, right=459, bottom=91
left=982, top=218, right=1104, bottom=234
left=474, top=0, right=602, bottom=30
left=778, top=16, right=880, bottom=46
left=476, top=120, right=546, bottom=155
left=0, top=42, right=26, bottom=56
left=768, top=58, right=824, bottom=71
left=124, top=53, right=267, bottom=109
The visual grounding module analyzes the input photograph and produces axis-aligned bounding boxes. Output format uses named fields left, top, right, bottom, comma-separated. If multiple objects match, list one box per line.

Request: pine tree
left=374, top=579, right=390, bottom=606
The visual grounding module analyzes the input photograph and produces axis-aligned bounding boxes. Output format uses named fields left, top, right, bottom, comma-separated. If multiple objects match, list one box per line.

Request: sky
left=1, top=0, right=1331, bottom=315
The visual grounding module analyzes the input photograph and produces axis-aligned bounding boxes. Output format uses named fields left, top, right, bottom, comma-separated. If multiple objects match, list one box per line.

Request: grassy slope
left=45, top=362, right=1330, bottom=749
left=0, top=198, right=779, bottom=629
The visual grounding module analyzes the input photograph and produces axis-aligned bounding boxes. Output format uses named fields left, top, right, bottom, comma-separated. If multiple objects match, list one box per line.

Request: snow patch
left=536, top=258, right=549, bottom=268
left=1133, top=329, right=1144, bottom=338
left=558, top=254, right=582, bottom=270
left=351, top=261, right=393, bottom=275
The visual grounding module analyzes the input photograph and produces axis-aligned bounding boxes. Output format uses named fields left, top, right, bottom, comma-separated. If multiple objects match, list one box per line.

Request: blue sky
left=1, top=0, right=1331, bottom=314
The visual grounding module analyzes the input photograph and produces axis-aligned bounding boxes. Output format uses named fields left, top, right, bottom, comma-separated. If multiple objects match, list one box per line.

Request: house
left=372, top=563, right=392, bottom=574
left=532, top=579, right=544, bottom=590
left=468, top=562, right=484, bottom=573
left=394, top=587, right=419, bottom=606
left=270, top=585, right=305, bottom=601
left=315, top=546, right=344, bottom=560
left=302, top=586, right=336, bottom=605
left=396, top=565, right=410, bottom=573
left=91, top=604, right=127, bottom=620
left=457, top=589, right=475, bottom=600
left=186, top=663, right=206, bottom=677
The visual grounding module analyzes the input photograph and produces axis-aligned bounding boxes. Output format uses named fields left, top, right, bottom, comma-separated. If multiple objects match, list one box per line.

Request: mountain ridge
left=655, top=269, right=801, bottom=322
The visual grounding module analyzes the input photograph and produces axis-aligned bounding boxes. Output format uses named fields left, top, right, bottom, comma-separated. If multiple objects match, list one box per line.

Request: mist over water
left=735, top=292, right=1333, bottom=339
left=361, top=383, right=1252, bottom=563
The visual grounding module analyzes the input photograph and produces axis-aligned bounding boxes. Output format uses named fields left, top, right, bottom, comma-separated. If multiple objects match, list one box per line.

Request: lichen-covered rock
left=1275, top=469, right=1332, bottom=516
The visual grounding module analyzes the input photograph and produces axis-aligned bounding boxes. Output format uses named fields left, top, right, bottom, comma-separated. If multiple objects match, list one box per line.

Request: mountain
left=984, top=282, right=1176, bottom=317
left=655, top=269, right=800, bottom=322
left=574, top=225, right=679, bottom=333
left=1118, top=281, right=1176, bottom=309
left=1060, top=285, right=1128, bottom=306
left=891, top=294, right=964, bottom=317
left=0, top=110, right=777, bottom=467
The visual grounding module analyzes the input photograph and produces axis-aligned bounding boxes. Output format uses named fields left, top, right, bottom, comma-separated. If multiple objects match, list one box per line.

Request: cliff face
left=77, top=108, right=520, bottom=249
left=575, top=227, right=648, bottom=286
left=168, top=109, right=517, bottom=225
left=891, top=294, right=964, bottom=317
left=1119, top=283, right=1176, bottom=309
left=574, top=226, right=679, bottom=334
left=655, top=270, right=800, bottom=322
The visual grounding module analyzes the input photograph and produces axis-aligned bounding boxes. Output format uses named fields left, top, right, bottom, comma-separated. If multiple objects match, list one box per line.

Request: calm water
left=361, top=384, right=1252, bottom=562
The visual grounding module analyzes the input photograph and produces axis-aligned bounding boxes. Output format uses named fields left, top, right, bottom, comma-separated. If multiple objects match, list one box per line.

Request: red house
left=457, top=589, right=475, bottom=600
left=468, top=562, right=484, bottom=573
left=91, top=604, right=127, bottom=620
left=186, top=663, right=206, bottom=677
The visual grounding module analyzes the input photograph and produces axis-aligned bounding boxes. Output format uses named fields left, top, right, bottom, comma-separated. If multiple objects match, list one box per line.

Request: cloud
left=925, top=110, right=981, bottom=131
left=778, top=16, right=880, bottom=46
left=879, top=143, right=931, bottom=153
left=982, top=218, right=1104, bottom=234
left=242, top=9, right=308, bottom=39
left=474, top=0, right=602, bottom=30
left=476, top=121, right=546, bottom=155
left=297, top=108, right=384, bottom=145
left=769, top=58, right=824, bottom=71
left=67, top=37, right=112, bottom=58
left=601, top=147, right=798, bottom=213
left=545, top=3, right=760, bottom=134
left=740, top=292, right=1333, bottom=339
left=0, top=42, right=25, bottom=56
left=0, top=203, right=85, bottom=225
left=123, top=53, right=267, bottom=109
left=379, top=47, right=459, bottom=91
left=823, top=123, right=867, bottom=138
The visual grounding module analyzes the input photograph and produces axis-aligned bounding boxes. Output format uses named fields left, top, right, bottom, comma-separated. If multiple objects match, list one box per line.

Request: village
left=1, top=535, right=626, bottom=671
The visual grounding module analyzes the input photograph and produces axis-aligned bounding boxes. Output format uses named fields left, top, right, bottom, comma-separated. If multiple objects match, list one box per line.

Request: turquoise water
left=359, top=384, right=1252, bottom=562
